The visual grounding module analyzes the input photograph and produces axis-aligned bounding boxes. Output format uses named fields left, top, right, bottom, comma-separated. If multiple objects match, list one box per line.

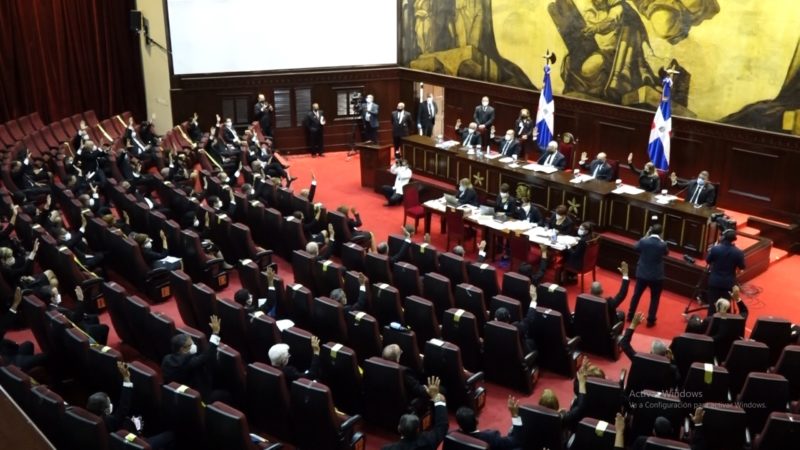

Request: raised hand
left=507, top=396, right=520, bottom=417
left=580, top=151, right=588, bottom=162
left=426, top=376, right=441, bottom=399
left=455, top=119, right=462, bottom=128
left=209, top=315, right=221, bottom=335
left=265, top=266, right=275, bottom=286
left=358, top=272, right=367, bottom=286
left=75, top=286, right=84, bottom=302
left=310, top=335, right=321, bottom=355
left=117, top=361, right=131, bottom=382
left=631, top=312, right=644, bottom=328
left=627, top=152, right=633, bottom=164
left=618, top=261, right=629, bottom=277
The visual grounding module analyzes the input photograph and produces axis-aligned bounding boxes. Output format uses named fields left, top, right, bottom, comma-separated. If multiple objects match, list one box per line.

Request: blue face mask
left=697, top=178, right=705, bottom=186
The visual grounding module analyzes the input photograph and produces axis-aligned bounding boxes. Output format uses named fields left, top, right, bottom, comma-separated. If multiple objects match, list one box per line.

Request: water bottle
left=476, top=145, right=483, bottom=158
left=550, top=229, right=558, bottom=245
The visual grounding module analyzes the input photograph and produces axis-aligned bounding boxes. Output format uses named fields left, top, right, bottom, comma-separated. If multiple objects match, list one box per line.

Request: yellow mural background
left=449, top=0, right=800, bottom=121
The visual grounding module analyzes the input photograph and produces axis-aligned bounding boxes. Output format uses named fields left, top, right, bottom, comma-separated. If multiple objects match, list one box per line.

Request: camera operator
left=705, top=228, right=745, bottom=307
left=254, top=93, right=274, bottom=138
left=360, top=94, right=379, bottom=143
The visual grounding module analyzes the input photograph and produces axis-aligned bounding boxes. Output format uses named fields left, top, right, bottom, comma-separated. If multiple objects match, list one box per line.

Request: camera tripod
left=683, top=267, right=710, bottom=316
left=346, top=119, right=360, bottom=159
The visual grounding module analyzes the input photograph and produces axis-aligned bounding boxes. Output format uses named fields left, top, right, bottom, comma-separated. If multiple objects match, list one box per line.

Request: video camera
left=350, top=93, right=362, bottom=113
left=710, top=212, right=736, bottom=232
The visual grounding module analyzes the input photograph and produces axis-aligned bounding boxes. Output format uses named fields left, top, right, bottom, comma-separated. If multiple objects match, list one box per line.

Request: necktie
left=428, top=103, right=433, bottom=117
left=545, top=153, right=555, bottom=166
left=593, top=164, right=601, bottom=178
left=397, top=112, right=401, bottom=122
left=463, top=132, right=471, bottom=146
left=315, top=111, right=319, bottom=119
left=502, top=141, right=509, bottom=155
left=690, top=185, right=703, bottom=204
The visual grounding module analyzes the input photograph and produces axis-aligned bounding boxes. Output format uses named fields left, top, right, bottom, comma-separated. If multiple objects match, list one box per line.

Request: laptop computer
left=478, top=205, right=495, bottom=215
left=444, top=194, right=460, bottom=207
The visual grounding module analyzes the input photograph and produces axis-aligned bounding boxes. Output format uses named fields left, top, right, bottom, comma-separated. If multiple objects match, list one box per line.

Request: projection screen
left=166, top=0, right=398, bottom=75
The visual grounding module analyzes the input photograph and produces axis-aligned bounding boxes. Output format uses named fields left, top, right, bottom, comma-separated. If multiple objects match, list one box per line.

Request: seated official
left=330, top=272, right=368, bottom=312
left=627, top=153, right=661, bottom=193
left=454, top=120, right=481, bottom=148
left=383, top=377, right=448, bottom=450
left=629, top=416, right=676, bottom=450
left=621, top=313, right=681, bottom=386
left=561, top=222, right=593, bottom=281
left=671, top=170, right=716, bottom=207
left=233, top=287, right=274, bottom=317
left=162, top=315, right=225, bottom=401
left=545, top=205, right=574, bottom=235
left=514, top=186, right=543, bottom=225
left=375, top=225, right=414, bottom=264
left=537, top=359, right=590, bottom=430
left=494, top=183, right=517, bottom=216
left=337, top=205, right=372, bottom=247
left=589, top=261, right=630, bottom=326
left=132, top=231, right=181, bottom=271
left=494, top=306, right=537, bottom=355
left=267, top=336, right=321, bottom=386
left=381, top=344, right=430, bottom=403
left=518, top=244, right=550, bottom=286
left=453, top=396, right=523, bottom=450
left=456, top=178, right=479, bottom=207
left=1, top=288, right=47, bottom=371
left=578, top=151, right=614, bottom=181
left=86, top=362, right=175, bottom=450
left=381, top=158, right=412, bottom=206
left=490, top=128, right=521, bottom=158
left=305, top=225, right=335, bottom=261
left=0, top=239, right=39, bottom=288
left=42, top=285, right=110, bottom=345
left=537, top=140, right=567, bottom=169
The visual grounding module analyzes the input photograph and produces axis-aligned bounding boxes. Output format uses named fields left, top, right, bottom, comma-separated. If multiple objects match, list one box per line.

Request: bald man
left=579, top=151, right=614, bottom=181
left=391, top=102, right=413, bottom=157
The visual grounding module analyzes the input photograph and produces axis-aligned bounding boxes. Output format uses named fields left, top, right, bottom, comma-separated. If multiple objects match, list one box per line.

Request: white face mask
left=189, top=343, right=198, bottom=354
left=63, top=232, right=72, bottom=241
left=225, top=122, right=232, bottom=127
left=246, top=297, right=253, bottom=307
left=500, top=192, right=509, bottom=200
left=578, top=228, right=587, bottom=236
left=23, top=158, right=30, bottom=165
left=193, top=219, right=200, bottom=227
left=505, top=135, right=512, bottom=141
left=3, top=257, right=14, bottom=267
left=144, top=241, right=153, bottom=249
left=556, top=214, right=564, bottom=220
left=427, top=98, right=433, bottom=104
left=89, top=199, right=95, bottom=206
left=459, top=185, right=466, bottom=192
left=215, top=202, right=223, bottom=210
left=697, top=178, right=705, bottom=186
left=53, top=294, right=61, bottom=305
left=106, top=403, right=113, bottom=415
left=482, top=101, right=489, bottom=107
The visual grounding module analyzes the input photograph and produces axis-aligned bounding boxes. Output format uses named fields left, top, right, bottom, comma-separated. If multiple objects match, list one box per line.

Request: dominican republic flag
left=535, top=64, right=554, bottom=150
left=647, top=77, right=673, bottom=170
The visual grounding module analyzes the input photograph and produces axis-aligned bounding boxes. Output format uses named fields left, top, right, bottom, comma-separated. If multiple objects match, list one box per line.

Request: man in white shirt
left=380, top=158, right=413, bottom=206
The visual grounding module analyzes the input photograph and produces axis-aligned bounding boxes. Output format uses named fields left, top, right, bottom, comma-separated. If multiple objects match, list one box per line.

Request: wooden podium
left=357, top=142, right=392, bottom=188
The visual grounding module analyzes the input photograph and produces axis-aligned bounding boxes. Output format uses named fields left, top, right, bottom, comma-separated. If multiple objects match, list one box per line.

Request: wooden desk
left=357, top=141, right=392, bottom=189
left=402, top=135, right=717, bottom=257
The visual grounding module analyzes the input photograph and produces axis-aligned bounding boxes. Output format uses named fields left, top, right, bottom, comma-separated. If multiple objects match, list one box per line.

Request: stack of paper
left=521, top=163, right=559, bottom=174
left=569, top=174, right=595, bottom=184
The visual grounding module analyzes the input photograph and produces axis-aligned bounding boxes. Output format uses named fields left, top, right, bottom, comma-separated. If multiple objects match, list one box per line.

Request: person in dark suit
left=382, top=344, right=430, bottom=402
left=187, top=113, right=203, bottom=143
left=706, top=229, right=746, bottom=304
left=589, top=261, right=630, bottom=326
left=375, top=225, right=414, bottom=264
left=303, top=103, right=326, bottom=157
left=455, top=120, right=481, bottom=148
left=545, top=204, right=574, bottom=235
left=253, top=93, right=274, bottom=138
left=671, top=170, right=716, bottom=207
left=417, top=93, right=438, bottom=137
left=268, top=335, right=321, bottom=387
left=515, top=108, right=535, bottom=158
left=491, top=128, right=521, bottom=158
left=330, top=272, right=369, bottom=312
left=360, top=94, right=380, bottom=143
left=454, top=396, right=523, bottom=450
left=536, top=141, right=567, bottom=170
left=161, top=315, right=222, bottom=399
left=1, top=288, right=46, bottom=371
left=221, top=118, right=240, bottom=146
left=456, top=178, right=479, bottom=206
left=87, top=362, right=175, bottom=450
left=305, top=224, right=335, bottom=261
left=514, top=185, right=543, bottom=225
left=620, top=312, right=681, bottom=386
left=562, top=222, right=593, bottom=279
left=627, top=153, right=661, bottom=193
left=494, top=183, right=517, bottom=215
left=536, top=360, right=590, bottom=430
left=627, top=224, right=669, bottom=326
left=494, top=306, right=537, bottom=355
left=579, top=151, right=614, bottom=181
left=473, top=96, right=495, bottom=146
left=391, top=102, right=413, bottom=156
left=383, top=377, right=447, bottom=450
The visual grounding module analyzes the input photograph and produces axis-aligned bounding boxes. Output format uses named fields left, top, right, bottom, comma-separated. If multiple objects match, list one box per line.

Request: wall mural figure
left=721, top=38, right=800, bottom=135
left=401, top=0, right=535, bottom=89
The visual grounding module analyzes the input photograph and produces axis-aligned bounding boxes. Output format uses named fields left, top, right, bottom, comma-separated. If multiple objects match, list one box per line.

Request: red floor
left=9, top=149, right=800, bottom=449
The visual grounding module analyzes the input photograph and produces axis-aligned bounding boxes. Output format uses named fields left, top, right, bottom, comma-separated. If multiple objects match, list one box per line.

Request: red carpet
left=8, top=149, right=800, bottom=449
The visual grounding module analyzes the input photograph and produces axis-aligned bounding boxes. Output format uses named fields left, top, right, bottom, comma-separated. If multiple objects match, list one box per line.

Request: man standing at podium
left=417, top=93, right=438, bottom=137
left=360, top=94, right=380, bottom=143
left=391, top=102, right=413, bottom=157
left=304, top=103, right=326, bottom=158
